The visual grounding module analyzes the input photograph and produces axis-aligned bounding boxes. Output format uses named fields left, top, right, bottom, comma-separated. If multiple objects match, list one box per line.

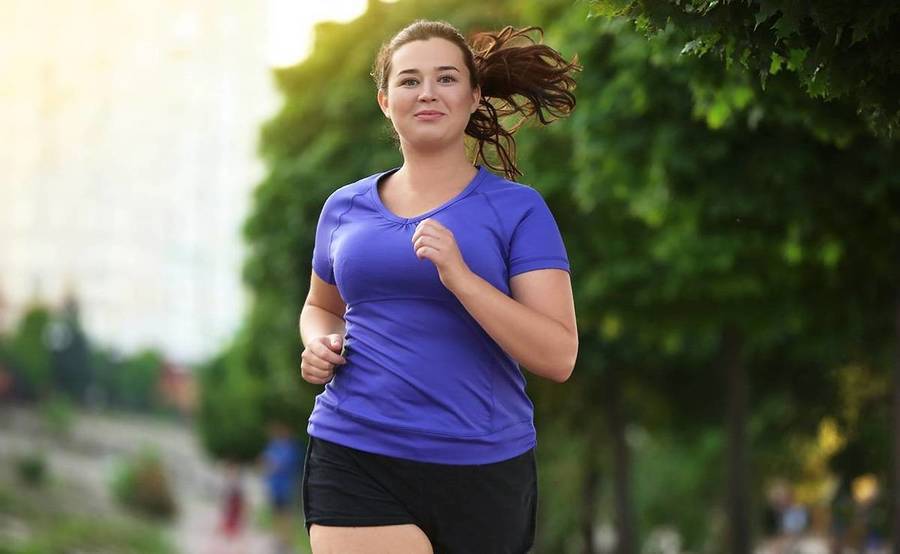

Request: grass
left=0, top=470, right=175, bottom=554
left=253, top=503, right=313, bottom=554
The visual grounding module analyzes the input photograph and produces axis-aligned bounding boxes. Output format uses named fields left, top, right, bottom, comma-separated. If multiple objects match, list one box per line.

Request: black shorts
left=301, top=435, right=537, bottom=554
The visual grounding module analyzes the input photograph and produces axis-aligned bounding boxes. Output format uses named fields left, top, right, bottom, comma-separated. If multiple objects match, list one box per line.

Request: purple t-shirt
left=307, top=164, right=570, bottom=464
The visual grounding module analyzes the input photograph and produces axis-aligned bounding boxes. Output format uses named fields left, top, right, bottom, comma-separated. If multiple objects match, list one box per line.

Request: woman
left=298, top=19, right=580, bottom=553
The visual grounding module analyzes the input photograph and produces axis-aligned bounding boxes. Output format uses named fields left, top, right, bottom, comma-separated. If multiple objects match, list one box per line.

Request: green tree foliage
left=112, top=350, right=164, bottom=412
left=590, top=0, right=900, bottom=138
left=48, top=297, right=93, bottom=403
left=521, top=3, right=897, bottom=550
left=6, top=303, right=53, bottom=399
left=196, top=342, right=267, bottom=462
left=586, top=0, right=900, bottom=545
left=2, top=299, right=167, bottom=414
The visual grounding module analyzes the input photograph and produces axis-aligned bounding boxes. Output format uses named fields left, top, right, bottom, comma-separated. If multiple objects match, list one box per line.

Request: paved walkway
left=0, top=405, right=288, bottom=554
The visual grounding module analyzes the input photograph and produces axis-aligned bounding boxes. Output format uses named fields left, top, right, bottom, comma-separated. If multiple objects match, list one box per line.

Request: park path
left=0, top=404, right=283, bottom=554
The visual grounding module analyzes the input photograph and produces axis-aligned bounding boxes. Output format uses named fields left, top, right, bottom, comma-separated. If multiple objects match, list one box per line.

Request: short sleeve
left=508, top=188, right=571, bottom=277
left=311, top=194, right=337, bottom=284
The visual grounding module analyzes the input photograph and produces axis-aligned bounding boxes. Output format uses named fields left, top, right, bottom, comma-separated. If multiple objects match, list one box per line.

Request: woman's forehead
left=390, top=38, right=465, bottom=75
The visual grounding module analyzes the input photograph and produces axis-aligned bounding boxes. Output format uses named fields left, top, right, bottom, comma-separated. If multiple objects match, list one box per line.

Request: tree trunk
left=723, top=325, right=751, bottom=554
left=604, top=367, right=636, bottom=554
left=893, top=289, right=900, bottom=553
left=582, top=423, right=600, bottom=554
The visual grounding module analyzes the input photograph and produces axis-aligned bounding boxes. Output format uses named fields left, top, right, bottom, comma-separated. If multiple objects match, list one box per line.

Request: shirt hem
left=308, top=400, right=536, bottom=465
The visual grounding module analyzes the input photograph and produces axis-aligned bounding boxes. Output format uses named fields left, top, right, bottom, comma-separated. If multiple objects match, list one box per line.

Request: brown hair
left=371, top=19, right=581, bottom=181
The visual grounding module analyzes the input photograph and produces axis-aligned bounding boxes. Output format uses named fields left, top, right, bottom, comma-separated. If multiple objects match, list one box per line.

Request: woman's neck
left=393, top=143, right=477, bottom=193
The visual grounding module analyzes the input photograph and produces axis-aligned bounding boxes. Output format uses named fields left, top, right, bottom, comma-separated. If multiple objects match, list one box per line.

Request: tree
left=587, top=1, right=900, bottom=546
left=7, top=303, right=53, bottom=400
left=528, top=5, right=897, bottom=551
left=589, top=0, right=900, bottom=138
left=49, top=295, right=94, bottom=404
left=196, top=345, right=267, bottom=462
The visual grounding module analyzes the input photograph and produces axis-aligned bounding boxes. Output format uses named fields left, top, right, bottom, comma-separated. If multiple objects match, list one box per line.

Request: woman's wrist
left=444, top=267, right=479, bottom=299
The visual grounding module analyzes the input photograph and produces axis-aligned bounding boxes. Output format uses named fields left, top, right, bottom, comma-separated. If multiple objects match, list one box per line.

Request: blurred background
left=1, top=1, right=898, bottom=553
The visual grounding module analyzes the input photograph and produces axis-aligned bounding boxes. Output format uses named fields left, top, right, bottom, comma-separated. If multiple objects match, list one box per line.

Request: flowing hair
left=371, top=19, right=581, bottom=181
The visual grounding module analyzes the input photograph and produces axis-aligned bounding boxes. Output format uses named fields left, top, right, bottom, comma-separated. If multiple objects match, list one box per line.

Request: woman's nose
left=418, top=81, right=436, bottom=101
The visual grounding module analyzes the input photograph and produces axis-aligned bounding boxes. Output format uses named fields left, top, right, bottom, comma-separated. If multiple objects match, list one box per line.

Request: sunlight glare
left=266, top=0, right=368, bottom=68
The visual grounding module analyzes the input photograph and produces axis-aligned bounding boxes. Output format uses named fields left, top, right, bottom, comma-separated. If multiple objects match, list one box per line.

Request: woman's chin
left=400, top=131, right=455, bottom=151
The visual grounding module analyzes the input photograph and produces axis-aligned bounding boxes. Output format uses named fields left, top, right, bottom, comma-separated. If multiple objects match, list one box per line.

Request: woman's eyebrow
left=397, top=66, right=460, bottom=76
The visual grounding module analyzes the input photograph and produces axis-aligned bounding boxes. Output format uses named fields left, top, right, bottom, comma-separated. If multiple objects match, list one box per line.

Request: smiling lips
left=414, top=110, right=445, bottom=120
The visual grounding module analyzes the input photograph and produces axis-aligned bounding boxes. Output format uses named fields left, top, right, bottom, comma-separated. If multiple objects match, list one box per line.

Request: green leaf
left=772, top=14, right=800, bottom=41
left=769, top=52, right=785, bottom=74
left=782, top=242, right=803, bottom=265
left=786, top=47, right=808, bottom=71
left=754, top=1, right=781, bottom=31
left=820, top=240, right=844, bottom=268
left=681, top=33, right=721, bottom=56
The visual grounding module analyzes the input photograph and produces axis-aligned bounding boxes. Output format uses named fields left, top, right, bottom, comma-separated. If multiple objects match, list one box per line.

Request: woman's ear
left=471, top=85, right=481, bottom=113
left=377, top=89, right=390, bottom=118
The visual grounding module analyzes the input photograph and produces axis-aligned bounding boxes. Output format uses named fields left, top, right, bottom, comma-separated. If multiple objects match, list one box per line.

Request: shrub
left=15, top=451, right=47, bottom=487
left=110, top=448, right=177, bottom=520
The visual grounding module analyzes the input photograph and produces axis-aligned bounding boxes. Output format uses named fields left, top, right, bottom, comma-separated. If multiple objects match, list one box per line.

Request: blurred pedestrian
left=260, top=420, right=303, bottom=554
left=781, top=488, right=809, bottom=536
left=219, top=461, right=246, bottom=540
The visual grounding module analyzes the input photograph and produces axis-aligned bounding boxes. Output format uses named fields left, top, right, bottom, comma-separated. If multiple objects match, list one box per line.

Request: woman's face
left=378, top=37, right=481, bottom=151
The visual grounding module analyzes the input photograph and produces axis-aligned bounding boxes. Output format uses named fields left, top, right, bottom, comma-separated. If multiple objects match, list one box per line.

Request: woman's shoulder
left=330, top=171, right=381, bottom=196
left=478, top=170, right=551, bottom=210
left=319, top=170, right=387, bottom=210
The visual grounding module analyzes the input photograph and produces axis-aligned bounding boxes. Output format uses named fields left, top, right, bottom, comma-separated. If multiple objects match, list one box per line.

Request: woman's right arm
left=299, top=304, right=346, bottom=348
left=299, top=271, right=347, bottom=347
left=298, top=271, right=347, bottom=384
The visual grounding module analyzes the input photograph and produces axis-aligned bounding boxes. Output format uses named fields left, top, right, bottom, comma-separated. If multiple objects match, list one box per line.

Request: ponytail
left=467, top=26, right=580, bottom=180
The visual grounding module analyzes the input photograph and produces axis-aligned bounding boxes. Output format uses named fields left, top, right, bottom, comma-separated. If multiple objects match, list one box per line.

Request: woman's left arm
left=412, top=217, right=578, bottom=383
left=448, top=268, right=578, bottom=383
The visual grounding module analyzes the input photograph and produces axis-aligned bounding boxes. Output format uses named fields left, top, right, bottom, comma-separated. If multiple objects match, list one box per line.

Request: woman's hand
left=411, top=218, right=473, bottom=291
left=300, top=334, right=346, bottom=385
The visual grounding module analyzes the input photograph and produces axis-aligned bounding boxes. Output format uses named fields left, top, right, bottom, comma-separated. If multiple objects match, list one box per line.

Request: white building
left=0, top=0, right=291, bottom=363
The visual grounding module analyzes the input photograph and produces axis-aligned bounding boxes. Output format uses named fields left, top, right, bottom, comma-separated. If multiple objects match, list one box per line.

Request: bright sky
left=266, top=0, right=370, bottom=67
left=0, top=0, right=382, bottom=361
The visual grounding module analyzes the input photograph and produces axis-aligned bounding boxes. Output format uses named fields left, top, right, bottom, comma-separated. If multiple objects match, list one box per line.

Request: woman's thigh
left=309, top=523, right=434, bottom=554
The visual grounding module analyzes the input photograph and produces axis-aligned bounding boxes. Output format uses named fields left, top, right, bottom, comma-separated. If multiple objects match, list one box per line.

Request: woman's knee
left=309, top=523, right=433, bottom=554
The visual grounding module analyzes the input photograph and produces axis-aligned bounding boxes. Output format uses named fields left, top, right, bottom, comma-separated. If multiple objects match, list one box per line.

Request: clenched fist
left=300, top=334, right=346, bottom=385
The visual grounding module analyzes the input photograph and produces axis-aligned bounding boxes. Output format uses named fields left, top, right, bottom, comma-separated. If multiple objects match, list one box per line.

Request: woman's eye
left=399, top=76, right=455, bottom=86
